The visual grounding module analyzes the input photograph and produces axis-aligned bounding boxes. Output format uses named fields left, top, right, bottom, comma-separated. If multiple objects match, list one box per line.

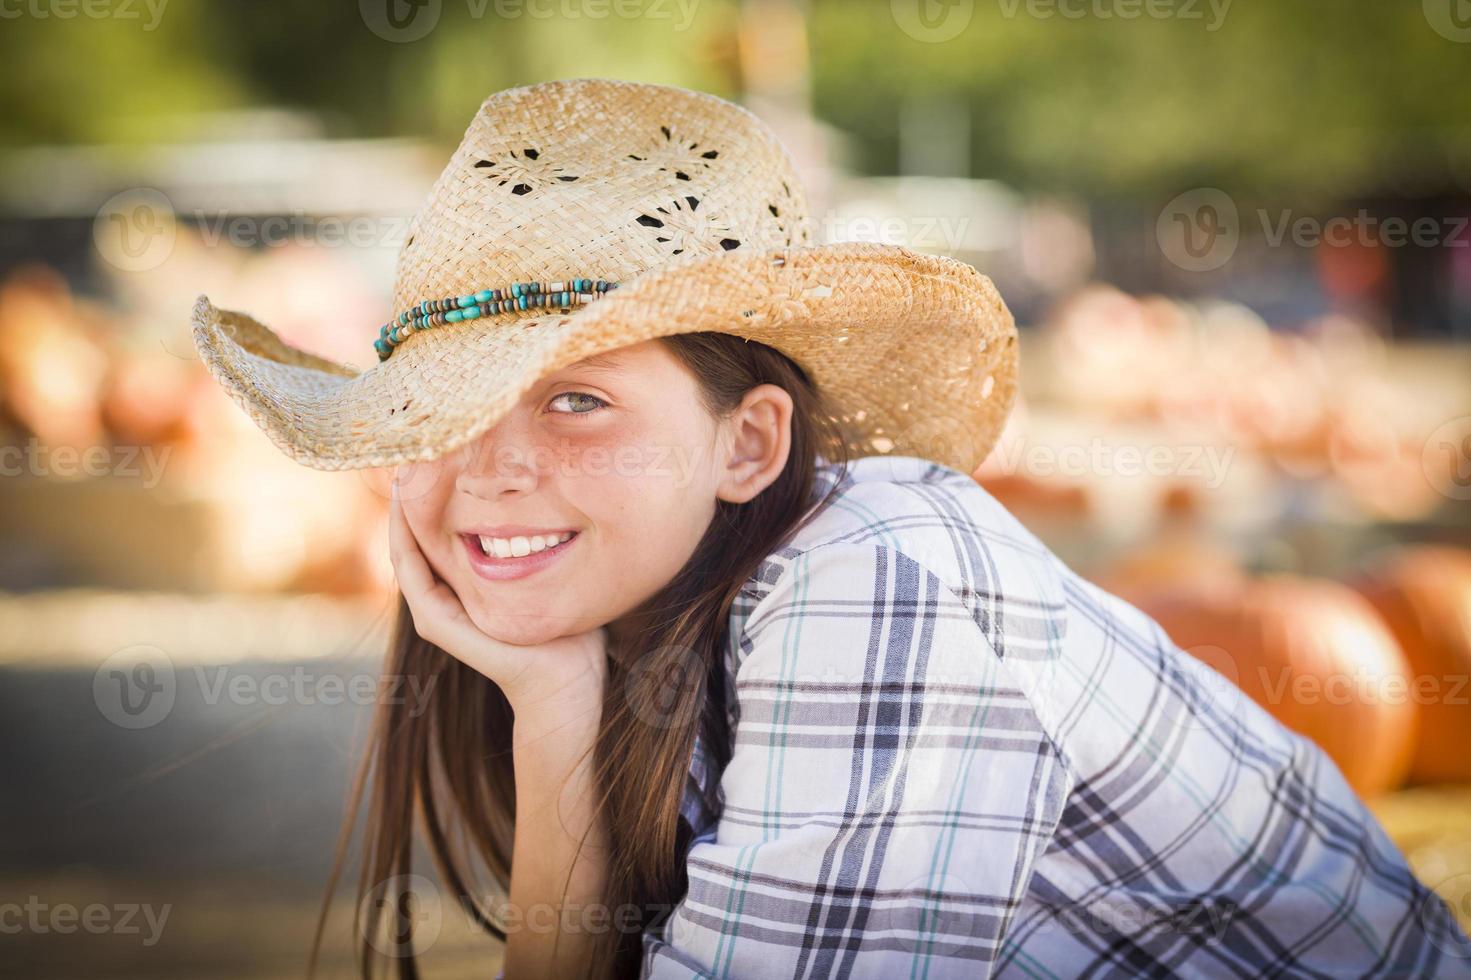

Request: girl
left=191, top=78, right=1470, bottom=979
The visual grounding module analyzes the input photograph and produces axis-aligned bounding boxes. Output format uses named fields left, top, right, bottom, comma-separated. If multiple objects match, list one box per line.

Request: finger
left=388, top=489, right=515, bottom=673
left=388, top=489, right=468, bottom=629
left=387, top=485, right=440, bottom=597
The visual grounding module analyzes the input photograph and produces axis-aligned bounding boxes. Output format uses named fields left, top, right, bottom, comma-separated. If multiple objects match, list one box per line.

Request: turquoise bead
left=377, top=276, right=622, bottom=359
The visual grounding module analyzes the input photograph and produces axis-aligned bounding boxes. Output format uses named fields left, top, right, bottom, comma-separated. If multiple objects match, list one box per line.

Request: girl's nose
left=452, top=420, right=544, bottom=500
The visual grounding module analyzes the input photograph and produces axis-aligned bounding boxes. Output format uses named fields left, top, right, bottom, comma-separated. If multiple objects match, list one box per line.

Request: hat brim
left=191, top=241, right=1017, bottom=474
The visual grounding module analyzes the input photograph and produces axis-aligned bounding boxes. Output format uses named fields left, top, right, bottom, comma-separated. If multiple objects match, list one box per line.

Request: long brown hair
left=307, top=332, right=851, bottom=979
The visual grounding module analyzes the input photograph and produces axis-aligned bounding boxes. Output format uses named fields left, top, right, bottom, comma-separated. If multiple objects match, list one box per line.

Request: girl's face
left=395, top=339, right=792, bottom=647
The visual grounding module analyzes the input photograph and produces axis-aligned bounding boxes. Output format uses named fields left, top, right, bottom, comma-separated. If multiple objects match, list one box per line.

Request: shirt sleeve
left=641, top=542, right=1075, bottom=979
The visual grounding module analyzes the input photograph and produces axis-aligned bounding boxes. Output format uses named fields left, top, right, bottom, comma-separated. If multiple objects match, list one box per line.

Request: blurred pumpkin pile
left=1084, top=540, right=1471, bottom=931
left=1087, top=539, right=1471, bottom=798
left=0, top=238, right=395, bottom=596
left=976, top=284, right=1469, bottom=533
left=968, top=281, right=1471, bottom=802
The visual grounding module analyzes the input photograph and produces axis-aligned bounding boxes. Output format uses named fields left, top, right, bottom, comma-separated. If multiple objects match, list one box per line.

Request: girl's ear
left=716, top=383, right=794, bottom=505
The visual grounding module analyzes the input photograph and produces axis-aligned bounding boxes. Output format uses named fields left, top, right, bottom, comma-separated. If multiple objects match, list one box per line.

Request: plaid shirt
left=641, top=454, right=1471, bottom=979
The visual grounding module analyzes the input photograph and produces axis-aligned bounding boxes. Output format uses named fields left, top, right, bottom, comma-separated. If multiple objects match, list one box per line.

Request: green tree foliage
left=1, top=0, right=1466, bottom=198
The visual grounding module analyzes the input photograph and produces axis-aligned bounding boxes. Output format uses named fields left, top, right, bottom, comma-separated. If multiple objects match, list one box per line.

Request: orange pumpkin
left=1134, top=575, right=1418, bottom=798
left=1352, top=547, right=1471, bottom=785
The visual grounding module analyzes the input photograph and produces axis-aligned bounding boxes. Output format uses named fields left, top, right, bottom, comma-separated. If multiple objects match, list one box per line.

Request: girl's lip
left=459, top=531, right=580, bottom=582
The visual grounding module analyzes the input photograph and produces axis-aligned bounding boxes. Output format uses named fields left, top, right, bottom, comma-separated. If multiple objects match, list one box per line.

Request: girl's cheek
left=394, top=458, right=455, bottom=507
left=397, top=473, right=458, bottom=552
left=553, top=422, right=658, bottom=482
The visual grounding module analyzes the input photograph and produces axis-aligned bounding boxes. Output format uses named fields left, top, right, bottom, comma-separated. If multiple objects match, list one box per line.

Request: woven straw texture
left=191, top=77, right=1018, bottom=473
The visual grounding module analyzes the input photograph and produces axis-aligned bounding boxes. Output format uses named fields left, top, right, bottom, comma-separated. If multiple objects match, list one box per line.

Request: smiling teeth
left=479, top=531, right=575, bottom=558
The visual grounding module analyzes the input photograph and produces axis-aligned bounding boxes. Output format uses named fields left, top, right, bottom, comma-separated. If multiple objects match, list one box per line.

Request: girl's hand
left=388, top=480, right=607, bottom=720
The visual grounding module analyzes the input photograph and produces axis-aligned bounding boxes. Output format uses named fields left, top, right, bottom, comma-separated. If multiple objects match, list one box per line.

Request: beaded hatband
left=375, top=277, right=620, bottom=361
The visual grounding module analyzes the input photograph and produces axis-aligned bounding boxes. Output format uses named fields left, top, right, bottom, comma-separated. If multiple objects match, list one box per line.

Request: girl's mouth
left=459, top=530, right=580, bottom=582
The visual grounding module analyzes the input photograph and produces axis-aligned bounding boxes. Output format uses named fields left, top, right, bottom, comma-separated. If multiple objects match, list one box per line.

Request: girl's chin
left=466, top=606, right=575, bottom=647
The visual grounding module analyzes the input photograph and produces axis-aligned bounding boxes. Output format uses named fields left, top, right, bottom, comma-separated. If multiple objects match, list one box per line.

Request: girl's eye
left=547, top=391, right=607, bottom=415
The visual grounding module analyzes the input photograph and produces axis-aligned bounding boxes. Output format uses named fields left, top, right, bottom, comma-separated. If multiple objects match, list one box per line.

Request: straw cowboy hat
left=190, top=77, right=1018, bottom=474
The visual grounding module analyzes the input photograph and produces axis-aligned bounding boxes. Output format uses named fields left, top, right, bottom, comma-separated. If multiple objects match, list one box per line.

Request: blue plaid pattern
left=641, top=455, right=1471, bottom=978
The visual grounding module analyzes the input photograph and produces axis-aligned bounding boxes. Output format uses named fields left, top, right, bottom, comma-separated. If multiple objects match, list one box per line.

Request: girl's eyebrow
left=572, top=351, right=624, bottom=371
left=538, top=352, right=625, bottom=388
left=554, top=351, right=626, bottom=377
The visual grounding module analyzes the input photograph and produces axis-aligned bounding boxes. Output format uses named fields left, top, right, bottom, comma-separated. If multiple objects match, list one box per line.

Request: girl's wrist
left=502, top=629, right=609, bottom=740
left=510, top=679, right=605, bottom=755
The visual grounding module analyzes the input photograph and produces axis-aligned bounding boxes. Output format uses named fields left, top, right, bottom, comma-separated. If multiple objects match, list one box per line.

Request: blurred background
left=2, top=1, right=1470, bottom=976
